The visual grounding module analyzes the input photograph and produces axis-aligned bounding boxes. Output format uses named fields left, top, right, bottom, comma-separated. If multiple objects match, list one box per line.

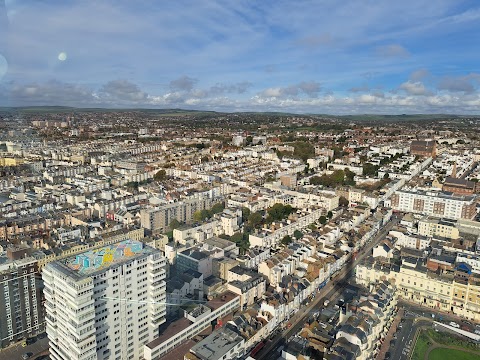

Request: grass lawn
left=428, top=348, right=480, bottom=360
left=411, top=331, right=432, bottom=360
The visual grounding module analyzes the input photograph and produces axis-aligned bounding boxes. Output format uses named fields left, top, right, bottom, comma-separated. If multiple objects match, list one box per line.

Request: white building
left=389, top=230, right=431, bottom=250
left=391, top=189, right=477, bottom=220
left=43, top=239, right=167, bottom=360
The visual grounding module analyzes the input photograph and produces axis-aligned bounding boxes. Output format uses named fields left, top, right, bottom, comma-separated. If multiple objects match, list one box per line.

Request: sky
left=0, top=0, right=480, bottom=114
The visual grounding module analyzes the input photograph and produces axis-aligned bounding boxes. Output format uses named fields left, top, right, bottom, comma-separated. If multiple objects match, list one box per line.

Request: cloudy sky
left=0, top=0, right=480, bottom=114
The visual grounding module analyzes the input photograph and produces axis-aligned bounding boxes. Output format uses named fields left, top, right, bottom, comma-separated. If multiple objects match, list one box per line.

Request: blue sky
left=0, top=0, right=480, bottom=113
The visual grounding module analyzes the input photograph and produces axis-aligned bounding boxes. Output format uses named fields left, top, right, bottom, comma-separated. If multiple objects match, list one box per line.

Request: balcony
left=151, top=267, right=164, bottom=274
left=150, top=273, right=166, bottom=283
left=45, top=301, right=56, bottom=312
left=150, top=310, right=166, bottom=322
left=151, top=316, right=166, bottom=325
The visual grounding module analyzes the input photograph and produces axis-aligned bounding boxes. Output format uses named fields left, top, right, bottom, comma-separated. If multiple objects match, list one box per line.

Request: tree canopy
left=309, top=169, right=355, bottom=187
left=294, top=230, right=303, bottom=240
left=292, top=141, right=315, bottom=162
left=248, top=212, right=263, bottom=229
left=267, top=203, right=294, bottom=222
left=169, top=218, right=182, bottom=230
left=154, top=169, right=167, bottom=181
left=281, top=235, right=293, bottom=245
left=362, top=163, right=380, bottom=177
left=193, top=202, right=225, bottom=222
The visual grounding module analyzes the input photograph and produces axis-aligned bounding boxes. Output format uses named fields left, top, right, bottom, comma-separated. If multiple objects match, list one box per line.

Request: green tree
left=169, top=218, right=182, bottom=230
left=267, top=203, right=294, bottom=222
left=319, top=216, right=327, bottom=225
left=211, top=202, right=225, bottom=214
left=292, top=141, right=315, bottom=162
left=193, top=210, right=203, bottom=222
left=193, top=209, right=210, bottom=222
left=281, top=235, right=292, bottom=245
left=327, top=211, right=333, bottom=219
left=339, top=196, right=349, bottom=207
left=344, top=168, right=356, bottom=185
left=154, top=169, right=167, bottom=181
left=331, top=170, right=345, bottom=184
left=241, top=207, right=251, bottom=222
left=383, top=172, right=390, bottom=179
left=230, top=232, right=250, bottom=254
left=310, top=176, right=323, bottom=185
left=230, top=232, right=244, bottom=243
left=293, top=230, right=303, bottom=240
left=362, top=163, right=379, bottom=177
left=248, top=212, right=263, bottom=229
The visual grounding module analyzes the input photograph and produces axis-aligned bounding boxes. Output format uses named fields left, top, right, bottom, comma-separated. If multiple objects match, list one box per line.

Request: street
left=0, top=336, right=49, bottom=360
left=388, top=301, right=479, bottom=360
left=257, top=214, right=401, bottom=359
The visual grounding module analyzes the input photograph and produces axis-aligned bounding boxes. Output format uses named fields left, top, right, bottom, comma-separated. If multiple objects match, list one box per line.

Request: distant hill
left=0, top=106, right=478, bottom=120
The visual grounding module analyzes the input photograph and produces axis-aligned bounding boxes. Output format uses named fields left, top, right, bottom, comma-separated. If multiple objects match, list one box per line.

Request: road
left=257, top=214, right=401, bottom=360
left=388, top=302, right=479, bottom=360
left=0, top=336, right=49, bottom=360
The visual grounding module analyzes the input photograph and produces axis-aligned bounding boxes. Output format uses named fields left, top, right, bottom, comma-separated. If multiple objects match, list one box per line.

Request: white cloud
left=259, top=81, right=321, bottom=98
left=3, top=74, right=480, bottom=115
left=169, top=76, right=198, bottom=92
left=100, top=80, right=148, bottom=102
left=399, top=80, right=432, bottom=95
left=409, top=68, right=430, bottom=81
left=437, top=74, right=480, bottom=93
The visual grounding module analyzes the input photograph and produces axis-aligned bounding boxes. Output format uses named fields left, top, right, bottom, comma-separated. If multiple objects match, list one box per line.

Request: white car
left=449, top=322, right=460, bottom=328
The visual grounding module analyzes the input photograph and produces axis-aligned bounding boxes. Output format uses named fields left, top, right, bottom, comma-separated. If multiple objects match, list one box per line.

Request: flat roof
left=206, top=291, right=239, bottom=311
left=146, top=291, right=239, bottom=350
left=190, top=326, right=243, bottom=360
left=147, top=317, right=192, bottom=349
left=55, top=239, right=156, bottom=278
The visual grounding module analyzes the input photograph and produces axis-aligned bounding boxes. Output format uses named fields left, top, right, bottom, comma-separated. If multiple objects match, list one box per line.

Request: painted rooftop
left=63, top=239, right=153, bottom=276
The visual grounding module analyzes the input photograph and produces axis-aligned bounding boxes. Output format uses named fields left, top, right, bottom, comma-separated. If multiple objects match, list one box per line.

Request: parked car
left=449, top=322, right=460, bottom=328
left=21, top=353, right=32, bottom=360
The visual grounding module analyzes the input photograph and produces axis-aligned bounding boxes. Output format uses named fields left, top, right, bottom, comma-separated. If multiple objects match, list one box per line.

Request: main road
left=256, top=213, right=401, bottom=360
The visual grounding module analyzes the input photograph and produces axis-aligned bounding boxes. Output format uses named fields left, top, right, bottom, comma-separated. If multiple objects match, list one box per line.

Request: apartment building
left=143, top=292, right=240, bottom=360
left=0, top=245, right=44, bottom=348
left=417, top=216, right=460, bottom=239
left=140, top=198, right=215, bottom=233
left=43, top=239, right=167, bottom=360
left=391, top=189, right=477, bottom=220
left=356, top=258, right=480, bottom=321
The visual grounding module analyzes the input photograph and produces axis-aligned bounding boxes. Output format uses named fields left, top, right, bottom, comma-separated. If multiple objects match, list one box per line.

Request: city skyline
left=0, top=0, right=480, bottom=113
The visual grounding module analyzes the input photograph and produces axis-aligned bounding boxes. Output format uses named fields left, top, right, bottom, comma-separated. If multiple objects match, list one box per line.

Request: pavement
left=256, top=215, right=401, bottom=360
left=386, top=302, right=480, bottom=360
left=0, top=336, right=49, bottom=360
left=376, top=307, right=403, bottom=360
